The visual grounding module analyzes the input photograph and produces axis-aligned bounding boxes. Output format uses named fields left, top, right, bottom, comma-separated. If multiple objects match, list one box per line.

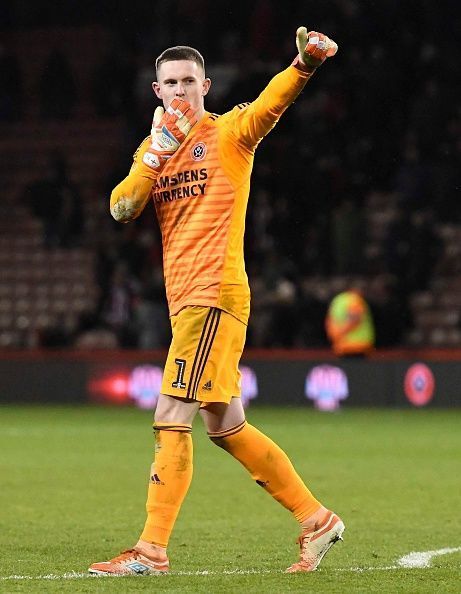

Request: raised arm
left=231, top=27, right=338, bottom=148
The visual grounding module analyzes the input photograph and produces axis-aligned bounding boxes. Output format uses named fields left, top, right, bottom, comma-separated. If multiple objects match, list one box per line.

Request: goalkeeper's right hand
left=141, top=98, right=197, bottom=173
left=296, top=27, right=338, bottom=68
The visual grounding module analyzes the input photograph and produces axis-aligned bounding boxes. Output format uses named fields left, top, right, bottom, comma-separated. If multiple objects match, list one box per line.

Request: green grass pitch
left=1, top=405, right=460, bottom=593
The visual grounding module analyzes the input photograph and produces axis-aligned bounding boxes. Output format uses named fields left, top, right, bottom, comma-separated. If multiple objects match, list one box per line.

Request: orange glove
left=141, top=98, right=198, bottom=173
left=296, top=26, right=338, bottom=68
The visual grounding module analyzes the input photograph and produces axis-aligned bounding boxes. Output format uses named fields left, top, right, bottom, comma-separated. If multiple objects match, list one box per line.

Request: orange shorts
left=161, top=306, right=247, bottom=404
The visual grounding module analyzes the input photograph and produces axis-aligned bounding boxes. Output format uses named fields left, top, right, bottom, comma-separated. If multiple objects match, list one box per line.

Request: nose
left=175, top=82, right=185, bottom=97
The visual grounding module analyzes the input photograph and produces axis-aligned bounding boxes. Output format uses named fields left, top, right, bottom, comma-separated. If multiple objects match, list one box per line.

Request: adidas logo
left=202, top=380, right=212, bottom=391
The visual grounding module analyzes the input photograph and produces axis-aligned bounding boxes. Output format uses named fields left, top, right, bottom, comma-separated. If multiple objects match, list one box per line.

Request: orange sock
left=140, top=423, right=193, bottom=547
left=209, top=421, right=321, bottom=522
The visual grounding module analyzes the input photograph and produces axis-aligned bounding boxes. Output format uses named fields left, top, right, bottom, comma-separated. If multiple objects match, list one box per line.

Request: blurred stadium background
left=0, top=1, right=460, bottom=407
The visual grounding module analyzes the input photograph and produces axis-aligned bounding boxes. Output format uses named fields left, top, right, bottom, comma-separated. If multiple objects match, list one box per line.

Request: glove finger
left=166, top=122, right=186, bottom=144
left=176, top=118, right=192, bottom=137
left=180, top=105, right=198, bottom=123
left=296, top=26, right=308, bottom=56
left=307, top=31, right=338, bottom=59
left=153, top=106, right=165, bottom=127
left=168, top=98, right=192, bottom=118
left=187, top=112, right=198, bottom=128
left=176, top=99, right=192, bottom=113
left=174, top=122, right=190, bottom=139
left=169, top=97, right=188, bottom=112
left=163, top=110, right=184, bottom=130
left=306, top=31, right=328, bottom=61
left=165, top=103, right=196, bottom=134
left=176, top=114, right=197, bottom=136
left=325, top=36, right=338, bottom=57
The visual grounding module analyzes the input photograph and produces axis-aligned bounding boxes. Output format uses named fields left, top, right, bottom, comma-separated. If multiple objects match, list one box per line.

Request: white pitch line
left=0, top=567, right=397, bottom=580
left=2, top=548, right=460, bottom=582
left=0, top=572, right=88, bottom=581
left=337, top=566, right=398, bottom=572
left=398, top=547, right=461, bottom=568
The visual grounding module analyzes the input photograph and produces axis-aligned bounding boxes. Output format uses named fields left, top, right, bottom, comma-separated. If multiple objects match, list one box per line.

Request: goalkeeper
left=89, top=27, right=343, bottom=575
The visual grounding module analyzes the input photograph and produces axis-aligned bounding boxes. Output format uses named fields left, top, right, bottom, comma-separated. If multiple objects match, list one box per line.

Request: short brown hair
left=155, top=46, right=205, bottom=76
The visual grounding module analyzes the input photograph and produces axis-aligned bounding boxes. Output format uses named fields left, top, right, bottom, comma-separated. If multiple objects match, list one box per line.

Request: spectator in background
left=56, top=157, right=84, bottom=247
left=368, top=274, right=410, bottom=348
left=131, top=273, right=169, bottom=349
left=297, top=285, right=329, bottom=347
left=204, top=31, right=241, bottom=112
left=409, top=78, right=445, bottom=155
left=405, top=209, right=441, bottom=292
left=382, top=206, right=410, bottom=280
left=73, top=312, right=119, bottom=349
left=247, top=249, right=299, bottom=347
left=393, top=138, right=429, bottom=213
left=39, top=48, right=77, bottom=119
left=330, top=197, right=364, bottom=275
left=248, top=0, right=276, bottom=59
left=35, top=314, right=72, bottom=348
left=100, top=261, right=138, bottom=347
left=22, top=153, right=83, bottom=248
left=92, top=38, right=135, bottom=117
left=325, top=288, right=375, bottom=357
left=428, top=132, right=460, bottom=223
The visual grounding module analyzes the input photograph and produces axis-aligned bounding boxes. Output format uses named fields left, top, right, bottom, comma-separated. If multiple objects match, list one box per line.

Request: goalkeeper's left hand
left=296, top=27, right=338, bottom=68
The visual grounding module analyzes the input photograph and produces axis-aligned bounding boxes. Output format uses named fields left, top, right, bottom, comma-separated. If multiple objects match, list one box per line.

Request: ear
left=202, top=77, right=211, bottom=97
left=152, top=81, right=162, bottom=99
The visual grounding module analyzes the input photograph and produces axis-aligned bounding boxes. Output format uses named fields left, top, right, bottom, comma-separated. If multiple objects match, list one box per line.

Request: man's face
left=153, top=60, right=211, bottom=118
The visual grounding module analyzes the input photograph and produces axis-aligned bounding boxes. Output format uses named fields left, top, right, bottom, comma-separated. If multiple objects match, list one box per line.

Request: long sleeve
left=229, top=62, right=315, bottom=149
left=110, top=137, right=158, bottom=222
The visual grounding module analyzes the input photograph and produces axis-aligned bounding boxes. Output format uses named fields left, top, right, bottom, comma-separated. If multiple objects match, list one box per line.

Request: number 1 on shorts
left=172, top=358, right=187, bottom=389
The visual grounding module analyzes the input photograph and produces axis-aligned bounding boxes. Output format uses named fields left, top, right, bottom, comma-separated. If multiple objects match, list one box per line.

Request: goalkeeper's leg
left=203, top=398, right=344, bottom=571
left=89, top=395, right=199, bottom=576
left=204, top=398, right=323, bottom=523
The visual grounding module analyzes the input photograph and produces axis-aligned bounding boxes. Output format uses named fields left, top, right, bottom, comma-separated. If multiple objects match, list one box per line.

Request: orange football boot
left=286, top=510, right=345, bottom=572
left=89, top=548, right=169, bottom=576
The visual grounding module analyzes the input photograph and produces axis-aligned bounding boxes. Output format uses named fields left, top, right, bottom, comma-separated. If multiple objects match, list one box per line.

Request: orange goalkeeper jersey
left=129, top=63, right=313, bottom=324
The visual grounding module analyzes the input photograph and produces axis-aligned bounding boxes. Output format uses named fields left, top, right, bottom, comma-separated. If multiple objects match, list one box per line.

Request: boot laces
left=111, top=549, right=142, bottom=563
